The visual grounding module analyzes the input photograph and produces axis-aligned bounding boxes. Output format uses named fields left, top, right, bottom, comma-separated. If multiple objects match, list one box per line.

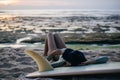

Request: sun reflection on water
left=0, top=14, right=14, bottom=19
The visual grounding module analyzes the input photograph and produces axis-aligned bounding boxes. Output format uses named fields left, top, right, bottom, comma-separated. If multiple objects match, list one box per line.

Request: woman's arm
left=51, top=55, right=66, bottom=68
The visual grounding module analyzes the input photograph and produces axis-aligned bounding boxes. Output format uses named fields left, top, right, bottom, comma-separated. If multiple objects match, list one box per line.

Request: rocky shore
left=0, top=31, right=120, bottom=44
left=0, top=47, right=120, bottom=80
left=0, top=11, right=120, bottom=44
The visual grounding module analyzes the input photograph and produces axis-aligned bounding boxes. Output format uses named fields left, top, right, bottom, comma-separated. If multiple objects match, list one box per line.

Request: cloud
left=0, top=0, right=120, bottom=10
left=16, top=0, right=72, bottom=6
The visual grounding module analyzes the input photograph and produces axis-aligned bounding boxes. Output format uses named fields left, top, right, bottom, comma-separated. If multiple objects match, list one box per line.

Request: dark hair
left=62, top=49, right=87, bottom=66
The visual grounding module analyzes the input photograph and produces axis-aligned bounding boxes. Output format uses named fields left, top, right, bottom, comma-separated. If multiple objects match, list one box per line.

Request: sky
left=0, top=0, right=120, bottom=10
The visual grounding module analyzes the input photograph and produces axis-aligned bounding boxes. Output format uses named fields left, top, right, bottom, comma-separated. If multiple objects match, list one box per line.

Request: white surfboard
left=26, top=62, right=120, bottom=78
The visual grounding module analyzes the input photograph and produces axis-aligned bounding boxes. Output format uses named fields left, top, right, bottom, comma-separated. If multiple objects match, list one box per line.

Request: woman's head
left=47, top=49, right=62, bottom=61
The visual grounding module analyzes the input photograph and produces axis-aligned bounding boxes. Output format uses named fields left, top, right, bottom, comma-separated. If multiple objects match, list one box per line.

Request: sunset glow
left=0, top=0, right=119, bottom=10
left=0, top=0, right=17, bottom=5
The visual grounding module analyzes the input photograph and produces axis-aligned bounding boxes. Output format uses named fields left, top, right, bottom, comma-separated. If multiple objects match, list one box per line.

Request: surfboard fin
left=24, top=50, right=54, bottom=72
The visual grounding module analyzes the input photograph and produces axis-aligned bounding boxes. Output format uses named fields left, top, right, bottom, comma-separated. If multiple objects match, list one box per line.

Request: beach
left=0, top=10, right=120, bottom=80
left=0, top=47, right=120, bottom=80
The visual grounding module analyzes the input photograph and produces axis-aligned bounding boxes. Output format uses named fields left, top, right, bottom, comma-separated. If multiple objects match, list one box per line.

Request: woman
left=43, top=32, right=108, bottom=67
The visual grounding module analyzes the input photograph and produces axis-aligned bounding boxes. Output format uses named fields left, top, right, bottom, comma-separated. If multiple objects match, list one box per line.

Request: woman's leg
left=54, top=33, right=67, bottom=49
left=47, top=32, right=57, bottom=56
left=43, top=37, right=48, bottom=56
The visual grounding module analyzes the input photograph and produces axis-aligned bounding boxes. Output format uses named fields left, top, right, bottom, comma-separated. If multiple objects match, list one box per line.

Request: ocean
left=0, top=9, right=120, bottom=17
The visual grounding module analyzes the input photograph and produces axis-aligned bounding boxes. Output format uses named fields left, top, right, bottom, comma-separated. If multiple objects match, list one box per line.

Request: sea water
left=1, top=9, right=120, bottom=17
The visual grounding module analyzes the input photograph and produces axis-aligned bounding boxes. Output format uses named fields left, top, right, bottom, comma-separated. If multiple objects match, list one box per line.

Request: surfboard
left=26, top=62, right=120, bottom=78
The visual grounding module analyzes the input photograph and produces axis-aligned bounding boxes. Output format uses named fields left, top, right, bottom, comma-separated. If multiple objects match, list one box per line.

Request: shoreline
left=0, top=32, right=120, bottom=44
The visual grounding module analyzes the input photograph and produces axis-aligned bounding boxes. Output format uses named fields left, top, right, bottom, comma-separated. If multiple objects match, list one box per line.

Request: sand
left=0, top=47, right=120, bottom=80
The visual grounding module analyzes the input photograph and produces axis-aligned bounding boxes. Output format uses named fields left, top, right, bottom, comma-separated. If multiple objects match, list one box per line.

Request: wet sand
left=0, top=47, right=120, bottom=80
